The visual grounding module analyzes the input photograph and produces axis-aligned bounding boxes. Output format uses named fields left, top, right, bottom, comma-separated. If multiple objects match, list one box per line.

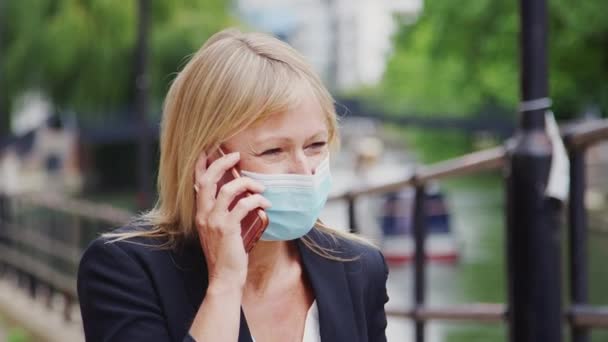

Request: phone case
left=216, top=149, right=269, bottom=253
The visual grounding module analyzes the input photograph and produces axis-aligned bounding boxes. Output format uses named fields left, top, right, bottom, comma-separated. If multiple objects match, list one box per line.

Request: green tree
left=1, top=0, right=234, bottom=119
left=379, top=0, right=608, bottom=119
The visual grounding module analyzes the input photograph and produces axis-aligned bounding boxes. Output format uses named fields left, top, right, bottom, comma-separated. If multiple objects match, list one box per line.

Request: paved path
left=0, top=279, right=83, bottom=342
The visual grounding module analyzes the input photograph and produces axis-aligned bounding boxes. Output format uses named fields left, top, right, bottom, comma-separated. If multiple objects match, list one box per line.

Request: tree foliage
left=379, top=0, right=608, bottom=119
left=2, top=0, right=233, bottom=115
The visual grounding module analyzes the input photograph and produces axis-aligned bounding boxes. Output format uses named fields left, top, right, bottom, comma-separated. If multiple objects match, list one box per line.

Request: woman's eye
left=261, top=148, right=282, bottom=156
left=308, top=141, right=327, bottom=149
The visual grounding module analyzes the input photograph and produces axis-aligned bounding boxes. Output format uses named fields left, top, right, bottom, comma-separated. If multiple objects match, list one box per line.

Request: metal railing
left=0, top=120, right=606, bottom=341
left=328, top=119, right=608, bottom=341
left=0, top=192, right=131, bottom=321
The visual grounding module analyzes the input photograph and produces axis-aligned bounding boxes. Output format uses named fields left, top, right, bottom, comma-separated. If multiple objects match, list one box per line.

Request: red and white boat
left=379, top=186, right=460, bottom=265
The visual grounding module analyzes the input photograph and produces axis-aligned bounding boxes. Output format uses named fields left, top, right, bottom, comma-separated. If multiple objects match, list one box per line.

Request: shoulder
left=304, top=227, right=387, bottom=278
left=78, top=226, right=176, bottom=282
left=77, top=226, right=192, bottom=303
left=77, top=226, right=190, bottom=340
left=81, top=225, right=168, bottom=258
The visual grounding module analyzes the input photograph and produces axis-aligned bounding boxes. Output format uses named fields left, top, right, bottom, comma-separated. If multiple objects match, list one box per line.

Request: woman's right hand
left=193, top=151, right=271, bottom=291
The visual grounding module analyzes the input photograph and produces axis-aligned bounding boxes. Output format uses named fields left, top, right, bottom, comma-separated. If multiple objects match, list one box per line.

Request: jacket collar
left=296, top=229, right=359, bottom=342
left=176, top=229, right=357, bottom=342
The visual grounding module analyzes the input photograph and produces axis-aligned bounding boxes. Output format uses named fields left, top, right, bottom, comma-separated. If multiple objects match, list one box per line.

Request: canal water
left=321, top=159, right=608, bottom=341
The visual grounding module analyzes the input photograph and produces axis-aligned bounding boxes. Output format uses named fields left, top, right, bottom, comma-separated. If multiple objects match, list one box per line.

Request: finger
left=195, top=152, right=239, bottom=213
left=215, top=177, right=266, bottom=212
left=193, top=153, right=215, bottom=219
left=229, top=194, right=272, bottom=222
left=194, top=150, right=208, bottom=183
left=202, top=152, right=241, bottom=187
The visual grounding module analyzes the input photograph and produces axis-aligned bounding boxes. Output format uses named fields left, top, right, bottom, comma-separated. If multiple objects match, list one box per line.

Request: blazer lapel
left=297, top=231, right=359, bottom=342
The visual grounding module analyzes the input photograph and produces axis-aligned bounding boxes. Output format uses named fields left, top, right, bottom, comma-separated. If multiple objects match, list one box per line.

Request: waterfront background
left=1, top=0, right=608, bottom=341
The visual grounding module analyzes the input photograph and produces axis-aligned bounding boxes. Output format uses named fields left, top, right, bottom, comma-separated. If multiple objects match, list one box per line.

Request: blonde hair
left=105, top=28, right=374, bottom=257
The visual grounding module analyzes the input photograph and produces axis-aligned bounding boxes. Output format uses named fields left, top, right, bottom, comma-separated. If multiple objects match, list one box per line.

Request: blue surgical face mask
left=240, top=156, right=332, bottom=241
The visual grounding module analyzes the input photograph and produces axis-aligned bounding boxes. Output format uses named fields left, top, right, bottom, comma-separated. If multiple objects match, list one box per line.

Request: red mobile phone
left=216, top=148, right=269, bottom=253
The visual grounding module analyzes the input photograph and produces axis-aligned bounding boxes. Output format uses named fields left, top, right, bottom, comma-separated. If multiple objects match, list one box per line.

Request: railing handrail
left=329, top=146, right=505, bottom=201
left=386, top=303, right=608, bottom=327
left=563, top=119, right=608, bottom=150
left=16, top=192, right=132, bottom=225
left=330, top=118, right=608, bottom=202
left=329, top=146, right=506, bottom=202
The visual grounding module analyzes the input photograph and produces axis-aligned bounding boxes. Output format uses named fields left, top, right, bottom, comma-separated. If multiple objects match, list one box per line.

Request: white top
left=302, top=300, right=321, bottom=342
left=252, top=300, right=320, bottom=342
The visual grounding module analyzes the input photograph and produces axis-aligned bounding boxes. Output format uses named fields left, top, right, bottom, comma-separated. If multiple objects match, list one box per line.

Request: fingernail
left=229, top=152, right=240, bottom=159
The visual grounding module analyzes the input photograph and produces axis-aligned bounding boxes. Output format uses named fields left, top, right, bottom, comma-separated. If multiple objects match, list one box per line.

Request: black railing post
left=27, top=273, right=37, bottom=298
left=0, top=0, right=7, bottom=140
left=412, top=182, right=427, bottom=342
left=64, top=293, right=73, bottom=321
left=506, top=0, right=562, bottom=341
left=568, top=146, right=589, bottom=342
left=0, top=193, right=5, bottom=275
left=135, top=0, right=152, bottom=209
left=347, top=194, right=359, bottom=234
left=0, top=192, right=5, bottom=229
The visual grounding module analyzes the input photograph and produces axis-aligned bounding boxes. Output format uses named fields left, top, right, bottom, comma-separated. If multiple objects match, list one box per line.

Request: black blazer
left=77, top=226, right=389, bottom=342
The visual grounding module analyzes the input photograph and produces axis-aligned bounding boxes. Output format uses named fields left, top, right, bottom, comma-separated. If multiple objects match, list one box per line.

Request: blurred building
left=236, top=0, right=422, bottom=91
left=0, top=114, right=83, bottom=195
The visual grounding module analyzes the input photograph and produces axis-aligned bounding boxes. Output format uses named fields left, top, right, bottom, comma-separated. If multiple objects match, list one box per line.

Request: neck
left=245, top=240, right=299, bottom=294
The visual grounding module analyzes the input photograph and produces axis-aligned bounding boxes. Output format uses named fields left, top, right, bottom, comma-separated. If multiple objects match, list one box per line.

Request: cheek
left=236, top=154, right=260, bottom=172
left=311, top=150, right=329, bottom=170
left=237, top=154, right=285, bottom=174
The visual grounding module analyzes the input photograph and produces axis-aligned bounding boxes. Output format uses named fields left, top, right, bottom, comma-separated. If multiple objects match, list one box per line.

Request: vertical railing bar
left=28, top=204, right=44, bottom=300
left=508, top=0, right=563, bottom=340
left=347, top=193, right=359, bottom=234
left=568, top=147, right=589, bottom=342
left=413, top=181, right=427, bottom=342
left=16, top=198, right=26, bottom=290
left=0, top=192, right=6, bottom=276
left=73, top=213, right=82, bottom=270
left=45, top=208, right=55, bottom=303
left=45, top=283, right=55, bottom=310
left=504, top=156, right=515, bottom=336
left=63, top=292, right=72, bottom=322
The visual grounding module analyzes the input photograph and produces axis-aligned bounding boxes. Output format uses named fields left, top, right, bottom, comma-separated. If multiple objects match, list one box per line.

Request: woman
left=77, top=28, right=389, bottom=342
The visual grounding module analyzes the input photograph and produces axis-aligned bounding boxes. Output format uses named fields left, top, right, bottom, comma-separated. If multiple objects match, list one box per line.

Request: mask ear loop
left=313, top=155, right=331, bottom=176
left=217, top=146, right=226, bottom=157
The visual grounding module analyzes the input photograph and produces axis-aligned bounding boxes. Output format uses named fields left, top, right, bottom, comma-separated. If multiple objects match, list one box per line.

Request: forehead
left=238, top=86, right=328, bottom=144
left=262, top=95, right=324, bottom=130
